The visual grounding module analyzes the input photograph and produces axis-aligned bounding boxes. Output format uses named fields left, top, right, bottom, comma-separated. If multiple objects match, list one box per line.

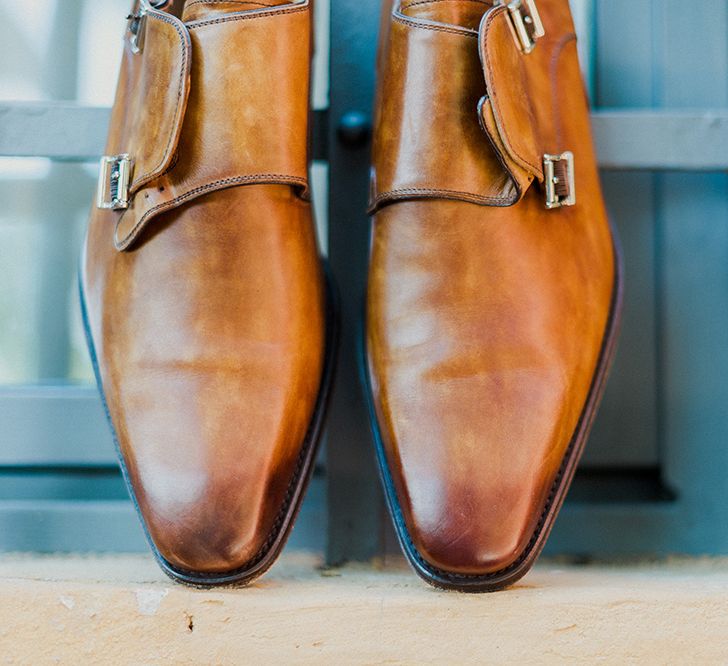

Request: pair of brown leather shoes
left=82, top=0, right=621, bottom=591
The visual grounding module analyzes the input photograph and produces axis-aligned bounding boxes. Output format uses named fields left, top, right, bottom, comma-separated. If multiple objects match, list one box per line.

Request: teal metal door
left=549, top=0, right=728, bottom=556
left=0, top=0, right=727, bottom=559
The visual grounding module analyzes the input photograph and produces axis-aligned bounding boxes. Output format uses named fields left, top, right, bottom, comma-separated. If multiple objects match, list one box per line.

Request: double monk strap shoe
left=81, top=0, right=335, bottom=585
left=364, top=0, right=622, bottom=591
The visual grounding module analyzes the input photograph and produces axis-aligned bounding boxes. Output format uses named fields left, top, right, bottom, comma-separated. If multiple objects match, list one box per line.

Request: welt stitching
left=118, top=174, right=308, bottom=246
left=187, top=4, right=307, bottom=28
left=393, top=14, right=478, bottom=37
left=130, top=12, right=189, bottom=190
left=480, top=9, right=542, bottom=175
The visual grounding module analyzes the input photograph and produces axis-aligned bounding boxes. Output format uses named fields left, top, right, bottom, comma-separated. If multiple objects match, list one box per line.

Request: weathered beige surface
left=0, top=552, right=727, bottom=664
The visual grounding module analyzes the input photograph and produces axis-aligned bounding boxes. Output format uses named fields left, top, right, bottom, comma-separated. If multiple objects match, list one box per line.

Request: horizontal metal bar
left=1, top=103, right=727, bottom=170
left=0, top=102, right=328, bottom=162
left=0, top=475, right=326, bottom=552
left=1, top=103, right=728, bottom=170
left=0, top=102, right=110, bottom=161
left=0, top=385, right=117, bottom=466
left=0, top=500, right=147, bottom=552
left=592, top=109, right=728, bottom=171
left=544, top=502, right=728, bottom=556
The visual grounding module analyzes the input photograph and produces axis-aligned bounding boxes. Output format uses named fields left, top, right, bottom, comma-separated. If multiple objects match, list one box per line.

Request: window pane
left=0, top=0, right=330, bottom=384
left=0, top=0, right=121, bottom=384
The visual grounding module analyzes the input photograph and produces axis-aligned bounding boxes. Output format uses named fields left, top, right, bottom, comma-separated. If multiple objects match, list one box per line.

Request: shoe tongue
left=182, top=1, right=272, bottom=21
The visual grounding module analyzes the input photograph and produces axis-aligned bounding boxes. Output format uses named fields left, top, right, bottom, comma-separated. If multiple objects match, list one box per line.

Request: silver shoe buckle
left=543, top=151, right=576, bottom=210
left=500, top=0, right=545, bottom=55
left=96, top=154, right=132, bottom=210
left=127, top=9, right=147, bottom=54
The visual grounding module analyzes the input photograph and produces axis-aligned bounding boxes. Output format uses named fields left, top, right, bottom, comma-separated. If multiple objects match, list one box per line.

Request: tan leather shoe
left=80, top=0, right=335, bottom=586
left=364, top=0, right=622, bottom=591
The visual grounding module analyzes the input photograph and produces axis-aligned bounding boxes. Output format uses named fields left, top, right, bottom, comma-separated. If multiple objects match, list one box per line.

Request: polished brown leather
left=81, top=0, right=327, bottom=583
left=367, top=0, right=620, bottom=589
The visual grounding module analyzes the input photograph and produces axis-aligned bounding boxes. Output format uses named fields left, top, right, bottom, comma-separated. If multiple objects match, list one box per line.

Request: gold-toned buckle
left=500, top=0, right=545, bottom=54
left=543, top=152, right=575, bottom=209
left=96, top=155, right=132, bottom=210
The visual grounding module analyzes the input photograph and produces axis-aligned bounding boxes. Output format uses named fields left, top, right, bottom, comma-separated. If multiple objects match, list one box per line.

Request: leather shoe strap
left=110, top=0, right=311, bottom=251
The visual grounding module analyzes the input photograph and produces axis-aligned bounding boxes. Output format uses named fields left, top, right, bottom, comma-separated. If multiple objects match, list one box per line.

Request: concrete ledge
left=0, top=553, right=727, bottom=664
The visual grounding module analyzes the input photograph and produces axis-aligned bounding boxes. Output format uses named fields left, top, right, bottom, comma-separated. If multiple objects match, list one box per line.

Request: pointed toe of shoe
left=115, top=369, right=324, bottom=583
left=397, top=461, right=552, bottom=579
left=375, top=398, right=569, bottom=584
left=366, top=199, right=618, bottom=590
left=82, top=185, right=328, bottom=585
left=136, top=452, right=292, bottom=578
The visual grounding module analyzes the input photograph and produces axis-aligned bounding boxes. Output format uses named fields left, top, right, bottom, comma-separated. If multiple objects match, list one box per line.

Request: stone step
left=0, top=552, right=727, bottom=664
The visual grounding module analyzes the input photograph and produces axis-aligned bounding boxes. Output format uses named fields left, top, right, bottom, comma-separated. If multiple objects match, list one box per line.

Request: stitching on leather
left=481, top=9, right=541, bottom=174
left=186, top=3, right=307, bottom=28
left=125, top=4, right=309, bottom=224
left=549, top=33, right=577, bottom=151
left=480, top=8, right=542, bottom=176
left=400, top=0, right=492, bottom=10
left=393, top=13, right=478, bottom=37
left=373, top=187, right=508, bottom=206
left=117, top=174, right=308, bottom=248
left=130, top=12, right=189, bottom=191
left=186, top=0, right=282, bottom=7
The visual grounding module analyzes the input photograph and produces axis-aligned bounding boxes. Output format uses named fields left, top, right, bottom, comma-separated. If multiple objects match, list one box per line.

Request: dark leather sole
left=80, top=261, right=338, bottom=587
left=361, top=226, right=624, bottom=592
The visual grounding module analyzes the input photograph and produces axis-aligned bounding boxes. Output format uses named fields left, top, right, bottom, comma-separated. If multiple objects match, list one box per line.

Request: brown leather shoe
left=81, top=0, right=335, bottom=586
left=364, top=0, right=622, bottom=591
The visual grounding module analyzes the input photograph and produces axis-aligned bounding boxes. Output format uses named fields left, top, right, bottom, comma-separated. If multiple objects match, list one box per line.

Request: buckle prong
left=97, top=154, right=132, bottom=210
left=543, top=152, right=575, bottom=210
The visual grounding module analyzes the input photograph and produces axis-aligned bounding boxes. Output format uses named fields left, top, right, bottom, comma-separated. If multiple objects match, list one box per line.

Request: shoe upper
left=367, top=0, right=617, bottom=577
left=82, top=0, right=325, bottom=576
